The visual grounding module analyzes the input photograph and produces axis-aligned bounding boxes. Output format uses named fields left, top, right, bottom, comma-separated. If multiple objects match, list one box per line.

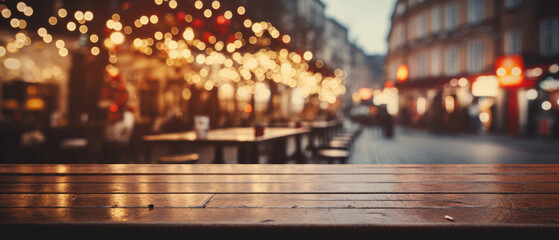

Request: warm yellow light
left=90, top=34, right=99, bottom=43
left=124, top=26, right=132, bottom=35
left=84, top=11, right=93, bottom=21
left=169, top=0, right=177, bottom=9
left=67, top=21, right=76, bottom=31
left=496, top=67, right=506, bottom=77
left=155, top=0, right=163, bottom=5
left=110, top=32, right=125, bottom=45
left=113, top=22, right=123, bottom=31
left=195, top=0, right=203, bottom=9
left=59, top=48, right=69, bottom=57
left=4, top=58, right=21, bottom=70
left=74, top=11, right=84, bottom=21
left=0, top=46, right=5, bottom=57
left=204, top=9, right=212, bottom=18
left=224, top=11, right=233, bottom=19
left=91, top=47, right=100, bottom=56
left=18, top=19, right=27, bottom=29
left=237, top=6, right=246, bottom=15
left=79, top=25, right=88, bottom=33
left=150, top=15, right=158, bottom=24
left=58, top=9, right=67, bottom=18
left=396, top=65, right=409, bottom=82
left=48, top=16, right=57, bottom=25
left=303, top=51, right=313, bottom=61
left=55, top=40, right=65, bottom=48
left=243, top=19, right=252, bottom=28
left=140, top=16, right=149, bottom=25
left=511, top=67, right=522, bottom=76
left=282, top=35, right=291, bottom=44
left=183, top=28, right=194, bottom=41
left=212, top=1, right=220, bottom=9
left=196, top=55, right=206, bottom=64
left=252, top=23, right=262, bottom=33
left=1, top=8, right=11, bottom=18
left=37, top=28, right=47, bottom=37
left=23, top=7, right=33, bottom=16
left=17, top=2, right=26, bottom=12
left=10, top=18, right=19, bottom=28
left=43, top=34, right=53, bottom=43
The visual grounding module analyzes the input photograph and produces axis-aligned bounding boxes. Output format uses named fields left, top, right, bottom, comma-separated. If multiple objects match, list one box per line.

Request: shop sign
left=495, top=55, right=524, bottom=87
left=539, top=77, right=559, bottom=91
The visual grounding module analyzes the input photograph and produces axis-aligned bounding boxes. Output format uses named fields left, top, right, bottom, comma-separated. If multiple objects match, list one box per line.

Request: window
left=431, top=7, right=442, bottom=34
left=430, top=49, right=441, bottom=77
left=468, top=0, right=484, bottom=24
left=540, top=17, right=559, bottom=57
left=418, top=54, right=428, bottom=78
left=418, top=14, right=427, bottom=39
left=397, top=24, right=406, bottom=47
left=505, top=0, right=522, bottom=10
left=445, top=47, right=459, bottom=76
left=505, top=30, right=522, bottom=54
left=445, top=3, right=458, bottom=31
left=468, top=41, right=484, bottom=73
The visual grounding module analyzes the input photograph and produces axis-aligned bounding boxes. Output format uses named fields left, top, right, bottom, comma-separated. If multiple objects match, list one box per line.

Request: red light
left=193, top=18, right=204, bottom=27
left=495, top=55, right=524, bottom=87
left=177, top=12, right=186, bottom=21
left=109, top=104, right=119, bottom=113
left=216, top=15, right=226, bottom=25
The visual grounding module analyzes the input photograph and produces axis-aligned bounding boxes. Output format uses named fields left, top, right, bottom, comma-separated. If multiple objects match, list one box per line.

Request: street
left=350, top=127, right=559, bottom=164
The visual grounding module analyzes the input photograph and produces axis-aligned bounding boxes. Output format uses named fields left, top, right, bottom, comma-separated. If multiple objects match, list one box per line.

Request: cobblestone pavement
left=349, top=127, right=559, bottom=164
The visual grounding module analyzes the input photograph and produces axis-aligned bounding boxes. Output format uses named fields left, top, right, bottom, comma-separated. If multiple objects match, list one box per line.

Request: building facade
left=385, top=0, right=559, bottom=136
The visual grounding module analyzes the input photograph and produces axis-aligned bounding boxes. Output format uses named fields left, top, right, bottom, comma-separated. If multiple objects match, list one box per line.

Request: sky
left=322, top=0, right=396, bottom=55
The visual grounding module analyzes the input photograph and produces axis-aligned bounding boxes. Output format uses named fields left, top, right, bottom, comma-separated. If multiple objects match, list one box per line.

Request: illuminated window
left=431, top=7, right=441, bottom=34
left=445, top=3, right=458, bottom=31
left=445, top=47, right=459, bottom=76
left=540, top=17, right=559, bottom=57
left=468, top=0, right=484, bottom=24
left=468, top=41, right=484, bottom=73
left=505, top=0, right=522, bottom=9
left=504, top=29, right=522, bottom=54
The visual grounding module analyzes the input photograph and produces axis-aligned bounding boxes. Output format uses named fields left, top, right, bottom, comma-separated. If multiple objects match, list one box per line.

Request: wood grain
left=1, top=164, right=559, bottom=238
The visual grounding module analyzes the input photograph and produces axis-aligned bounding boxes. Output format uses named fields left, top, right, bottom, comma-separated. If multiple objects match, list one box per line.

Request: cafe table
left=1, top=164, right=558, bottom=239
left=143, top=127, right=309, bottom=164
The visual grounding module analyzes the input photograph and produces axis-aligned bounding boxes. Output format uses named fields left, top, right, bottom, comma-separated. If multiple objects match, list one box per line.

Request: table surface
left=143, top=127, right=309, bottom=143
left=1, top=164, right=559, bottom=239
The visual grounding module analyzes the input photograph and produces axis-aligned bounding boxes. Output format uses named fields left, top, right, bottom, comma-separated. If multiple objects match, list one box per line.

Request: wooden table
left=1, top=164, right=559, bottom=239
left=304, top=120, right=343, bottom=153
left=143, top=127, right=309, bottom=164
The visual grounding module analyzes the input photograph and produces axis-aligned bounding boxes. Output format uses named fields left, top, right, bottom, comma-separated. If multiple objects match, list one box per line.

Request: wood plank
left=0, top=194, right=212, bottom=208
left=2, top=182, right=559, bottom=194
left=5, top=193, right=558, bottom=209
left=206, top=194, right=559, bottom=209
left=1, top=208, right=559, bottom=225
left=3, top=164, right=559, bottom=175
left=2, top=173, right=559, bottom=183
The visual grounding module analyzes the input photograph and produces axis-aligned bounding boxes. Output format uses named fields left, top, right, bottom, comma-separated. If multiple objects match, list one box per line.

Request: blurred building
left=385, top=0, right=559, bottom=136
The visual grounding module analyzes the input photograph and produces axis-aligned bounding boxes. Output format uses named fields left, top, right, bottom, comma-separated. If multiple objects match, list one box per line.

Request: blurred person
left=378, top=105, right=394, bottom=138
